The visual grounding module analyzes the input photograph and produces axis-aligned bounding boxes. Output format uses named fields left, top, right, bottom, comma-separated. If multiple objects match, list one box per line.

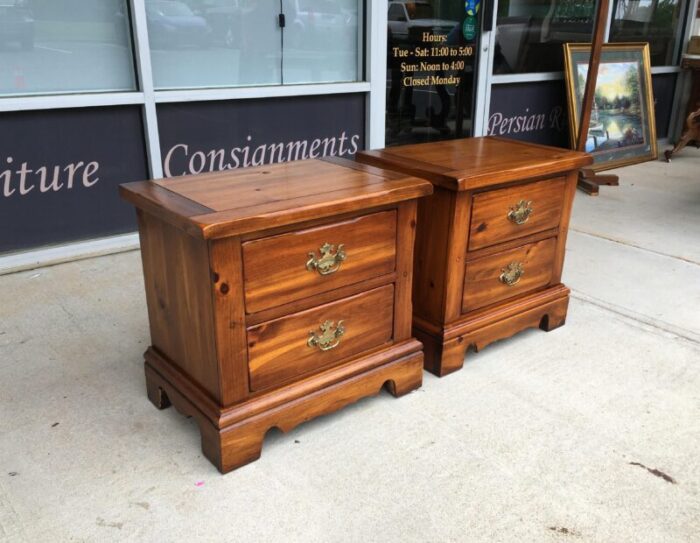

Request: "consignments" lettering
left=163, top=131, right=361, bottom=178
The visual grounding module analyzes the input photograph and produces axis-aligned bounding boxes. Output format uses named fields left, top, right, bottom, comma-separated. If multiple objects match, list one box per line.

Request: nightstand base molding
left=414, top=285, right=570, bottom=377
left=144, top=341, right=423, bottom=473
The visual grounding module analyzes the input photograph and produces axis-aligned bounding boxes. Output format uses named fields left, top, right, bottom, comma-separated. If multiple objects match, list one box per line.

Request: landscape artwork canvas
left=564, top=43, right=657, bottom=170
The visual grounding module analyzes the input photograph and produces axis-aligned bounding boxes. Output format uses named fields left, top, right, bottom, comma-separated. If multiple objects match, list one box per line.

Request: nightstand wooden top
left=358, top=136, right=592, bottom=192
left=120, top=157, right=432, bottom=240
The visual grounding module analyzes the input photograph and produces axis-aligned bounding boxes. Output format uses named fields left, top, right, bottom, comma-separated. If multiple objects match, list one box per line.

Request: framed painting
left=564, top=42, right=657, bottom=170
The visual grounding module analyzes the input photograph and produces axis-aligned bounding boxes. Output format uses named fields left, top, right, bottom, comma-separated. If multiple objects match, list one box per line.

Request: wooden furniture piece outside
left=573, top=0, right=620, bottom=196
left=120, top=158, right=432, bottom=473
left=665, top=56, right=700, bottom=162
left=357, top=137, right=592, bottom=377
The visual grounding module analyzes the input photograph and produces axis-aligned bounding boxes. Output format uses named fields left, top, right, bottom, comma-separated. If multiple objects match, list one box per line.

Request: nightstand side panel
left=394, top=201, right=419, bottom=341
left=411, top=188, right=454, bottom=325
left=209, top=236, right=251, bottom=406
left=551, top=171, right=580, bottom=285
left=136, top=210, right=220, bottom=402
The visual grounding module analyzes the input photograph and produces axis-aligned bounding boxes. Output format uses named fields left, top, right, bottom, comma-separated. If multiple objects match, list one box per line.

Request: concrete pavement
left=0, top=153, right=699, bottom=542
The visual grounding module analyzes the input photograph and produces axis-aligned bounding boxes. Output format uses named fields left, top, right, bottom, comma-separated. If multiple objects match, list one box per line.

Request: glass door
left=385, top=0, right=490, bottom=146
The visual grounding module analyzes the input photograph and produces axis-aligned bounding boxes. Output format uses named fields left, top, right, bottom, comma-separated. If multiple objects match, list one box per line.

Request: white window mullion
left=129, top=0, right=163, bottom=179
left=366, top=0, right=388, bottom=149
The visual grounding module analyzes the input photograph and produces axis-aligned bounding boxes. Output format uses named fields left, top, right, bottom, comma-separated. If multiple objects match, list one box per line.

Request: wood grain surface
left=356, top=137, right=585, bottom=377
left=209, top=236, right=250, bottom=405
left=121, top=159, right=432, bottom=239
left=145, top=345, right=424, bottom=473
left=242, top=211, right=396, bottom=314
left=416, top=288, right=569, bottom=376
left=411, top=187, right=454, bottom=324
left=468, top=177, right=566, bottom=251
left=357, top=136, right=592, bottom=191
left=247, top=285, right=395, bottom=392
left=462, top=237, right=557, bottom=313
left=122, top=157, right=429, bottom=472
left=136, top=211, right=220, bottom=400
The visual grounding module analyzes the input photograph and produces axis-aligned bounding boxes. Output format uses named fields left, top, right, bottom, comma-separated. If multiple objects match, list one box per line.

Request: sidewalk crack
left=570, top=290, right=700, bottom=347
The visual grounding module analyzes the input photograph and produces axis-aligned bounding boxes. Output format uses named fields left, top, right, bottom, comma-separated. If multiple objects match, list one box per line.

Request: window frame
left=0, top=0, right=697, bottom=272
left=491, top=0, right=696, bottom=81
left=0, top=0, right=372, bottom=182
left=0, top=0, right=140, bottom=97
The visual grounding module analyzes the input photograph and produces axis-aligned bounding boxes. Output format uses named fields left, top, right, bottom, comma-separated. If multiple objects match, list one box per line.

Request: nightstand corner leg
left=434, top=338, right=468, bottom=377
left=539, top=296, right=570, bottom=332
left=414, top=328, right=467, bottom=377
left=145, top=365, right=171, bottom=410
left=201, top=421, right=266, bottom=474
left=385, top=352, right=424, bottom=397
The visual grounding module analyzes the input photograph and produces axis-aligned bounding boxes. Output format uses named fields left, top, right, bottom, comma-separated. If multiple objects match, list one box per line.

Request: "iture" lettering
left=0, top=157, right=100, bottom=198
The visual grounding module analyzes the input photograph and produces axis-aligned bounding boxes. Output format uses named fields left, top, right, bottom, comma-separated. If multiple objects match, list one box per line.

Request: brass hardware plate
left=507, top=200, right=533, bottom=225
left=307, top=320, right=345, bottom=351
left=499, top=261, right=524, bottom=286
left=306, top=243, right=346, bottom=276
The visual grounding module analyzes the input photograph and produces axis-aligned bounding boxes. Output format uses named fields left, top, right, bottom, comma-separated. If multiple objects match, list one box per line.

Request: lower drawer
left=462, top=238, right=557, bottom=313
left=247, top=284, right=395, bottom=392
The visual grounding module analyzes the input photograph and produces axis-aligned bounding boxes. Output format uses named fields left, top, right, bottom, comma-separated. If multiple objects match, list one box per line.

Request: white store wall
left=1, top=0, right=698, bottom=275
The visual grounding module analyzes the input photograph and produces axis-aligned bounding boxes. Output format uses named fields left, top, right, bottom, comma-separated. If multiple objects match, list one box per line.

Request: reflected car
left=388, top=1, right=456, bottom=44
left=146, top=0, right=212, bottom=48
left=0, top=0, right=34, bottom=50
left=183, top=0, right=242, bottom=47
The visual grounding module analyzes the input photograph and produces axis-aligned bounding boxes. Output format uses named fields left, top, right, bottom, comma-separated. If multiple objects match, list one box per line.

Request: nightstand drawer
left=462, top=238, right=557, bottom=313
left=247, top=285, right=395, bottom=392
left=468, top=178, right=566, bottom=251
left=242, top=211, right=397, bottom=313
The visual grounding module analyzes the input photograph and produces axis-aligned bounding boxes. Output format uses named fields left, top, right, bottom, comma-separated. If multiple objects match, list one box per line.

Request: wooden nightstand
left=357, top=137, right=592, bottom=376
left=120, top=158, right=432, bottom=473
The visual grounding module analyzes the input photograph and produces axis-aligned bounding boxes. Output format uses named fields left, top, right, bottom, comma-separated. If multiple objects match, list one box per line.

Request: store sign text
left=392, top=33, right=473, bottom=89
left=164, top=131, right=361, bottom=178
left=487, top=106, right=565, bottom=137
left=1, top=156, right=100, bottom=198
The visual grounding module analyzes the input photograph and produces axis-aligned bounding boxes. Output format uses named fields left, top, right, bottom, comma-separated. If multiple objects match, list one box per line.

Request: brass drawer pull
left=306, top=243, right=346, bottom=276
left=500, top=262, right=524, bottom=286
left=307, top=320, right=345, bottom=351
left=507, top=200, right=533, bottom=225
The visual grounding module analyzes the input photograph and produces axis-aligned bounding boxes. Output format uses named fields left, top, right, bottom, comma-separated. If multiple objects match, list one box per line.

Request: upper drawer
left=247, top=285, right=395, bottom=392
left=468, top=177, right=566, bottom=251
left=242, top=211, right=397, bottom=314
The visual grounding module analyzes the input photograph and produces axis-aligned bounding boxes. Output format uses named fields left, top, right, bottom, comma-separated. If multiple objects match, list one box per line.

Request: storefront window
left=0, top=0, right=137, bottom=96
left=148, top=0, right=361, bottom=90
left=283, top=0, right=359, bottom=85
left=494, top=0, right=597, bottom=74
left=608, top=0, right=688, bottom=66
left=385, top=0, right=481, bottom=146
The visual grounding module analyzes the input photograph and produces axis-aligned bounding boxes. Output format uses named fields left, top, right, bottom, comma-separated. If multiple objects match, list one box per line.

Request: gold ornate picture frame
left=564, top=42, right=657, bottom=171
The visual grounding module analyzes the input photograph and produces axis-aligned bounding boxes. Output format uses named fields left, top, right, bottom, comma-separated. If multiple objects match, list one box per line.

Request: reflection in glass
left=385, top=0, right=480, bottom=146
left=494, top=0, right=597, bottom=74
left=0, top=0, right=136, bottom=96
left=608, top=0, right=687, bottom=65
left=147, top=1, right=211, bottom=49
left=282, top=0, right=359, bottom=84
left=148, top=0, right=281, bottom=89
left=148, top=0, right=361, bottom=90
